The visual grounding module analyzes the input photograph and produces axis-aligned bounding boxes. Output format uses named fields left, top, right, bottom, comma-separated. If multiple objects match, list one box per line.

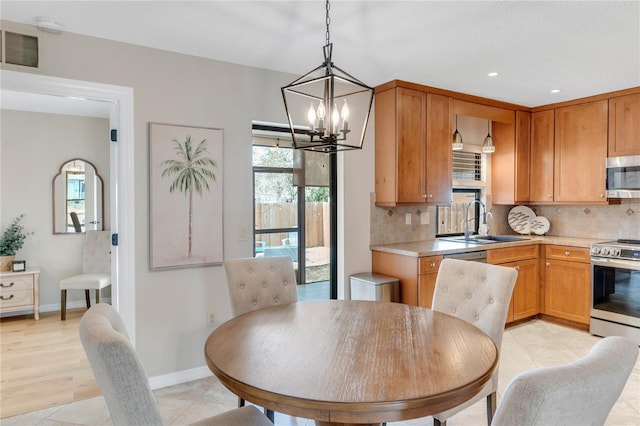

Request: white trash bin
left=350, top=272, right=400, bottom=302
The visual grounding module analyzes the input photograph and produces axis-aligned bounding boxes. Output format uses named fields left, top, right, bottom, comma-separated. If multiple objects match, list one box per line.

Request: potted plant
left=1, top=214, right=33, bottom=272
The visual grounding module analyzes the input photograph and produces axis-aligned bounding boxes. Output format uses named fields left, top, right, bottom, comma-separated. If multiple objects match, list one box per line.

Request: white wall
left=0, top=109, right=110, bottom=309
left=0, top=19, right=374, bottom=376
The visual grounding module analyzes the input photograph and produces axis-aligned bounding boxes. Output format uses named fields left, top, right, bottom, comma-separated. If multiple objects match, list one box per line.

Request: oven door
left=591, top=257, right=640, bottom=328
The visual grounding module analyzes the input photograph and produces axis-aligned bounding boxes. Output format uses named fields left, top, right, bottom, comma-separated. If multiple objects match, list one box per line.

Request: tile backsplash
left=370, top=193, right=640, bottom=245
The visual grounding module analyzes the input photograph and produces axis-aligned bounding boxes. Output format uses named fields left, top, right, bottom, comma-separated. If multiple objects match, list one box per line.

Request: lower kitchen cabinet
left=371, top=251, right=442, bottom=307
left=418, top=256, right=442, bottom=308
left=543, top=245, right=591, bottom=325
left=488, top=245, right=539, bottom=323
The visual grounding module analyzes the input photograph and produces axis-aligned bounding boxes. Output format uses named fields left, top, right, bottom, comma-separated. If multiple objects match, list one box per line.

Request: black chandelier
left=281, top=0, right=374, bottom=152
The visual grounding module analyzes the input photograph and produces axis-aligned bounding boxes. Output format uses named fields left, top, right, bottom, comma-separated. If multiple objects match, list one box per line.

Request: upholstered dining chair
left=431, top=258, right=518, bottom=426
left=79, top=303, right=273, bottom=426
left=224, top=256, right=298, bottom=421
left=59, top=230, right=112, bottom=320
left=491, top=336, right=638, bottom=426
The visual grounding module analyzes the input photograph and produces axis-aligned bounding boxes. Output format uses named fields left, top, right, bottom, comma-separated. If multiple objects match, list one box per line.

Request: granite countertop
left=369, top=235, right=602, bottom=257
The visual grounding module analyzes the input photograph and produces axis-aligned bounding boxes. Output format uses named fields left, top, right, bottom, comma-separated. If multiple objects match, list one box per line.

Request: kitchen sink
left=439, top=235, right=530, bottom=245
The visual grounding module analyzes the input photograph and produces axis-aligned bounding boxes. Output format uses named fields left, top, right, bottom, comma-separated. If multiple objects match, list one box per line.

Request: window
left=452, top=151, right=481, bottom=182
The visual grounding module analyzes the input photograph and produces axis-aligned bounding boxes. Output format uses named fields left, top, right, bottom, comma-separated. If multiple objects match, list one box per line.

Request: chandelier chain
left=325, top=0, right=331, bottom=46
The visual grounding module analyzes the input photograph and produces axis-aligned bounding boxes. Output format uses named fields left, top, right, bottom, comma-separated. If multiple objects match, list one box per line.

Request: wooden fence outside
left=255, top=202, right=329, bottom=248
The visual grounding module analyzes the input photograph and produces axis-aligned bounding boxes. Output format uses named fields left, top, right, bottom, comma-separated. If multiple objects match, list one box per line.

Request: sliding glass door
left=252, top=141, right=330, bottom=300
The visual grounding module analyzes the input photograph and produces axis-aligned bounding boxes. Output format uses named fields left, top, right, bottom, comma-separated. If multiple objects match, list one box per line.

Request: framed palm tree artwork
left=149, top=123, right=223, bottom=269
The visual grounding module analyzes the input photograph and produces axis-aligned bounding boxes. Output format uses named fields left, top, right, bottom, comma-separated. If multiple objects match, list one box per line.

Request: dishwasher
left=443, top=250, right=487, bottom=263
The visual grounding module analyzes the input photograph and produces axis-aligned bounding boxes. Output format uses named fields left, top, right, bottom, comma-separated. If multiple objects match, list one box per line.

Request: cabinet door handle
left=1, top=294, right=14, bottom=300
left=564, top=251, right=570, bottom=256
left=546, top=262, right=551, bottom=267
left=514, top=265, right=520, bottom=271
left=0, top=282, right=14, bottom=288
left=430, top=262, right=436, bottom=268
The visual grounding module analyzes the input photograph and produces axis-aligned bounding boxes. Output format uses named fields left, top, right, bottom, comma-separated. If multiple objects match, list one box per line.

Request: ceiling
left=1, top=0, right=639, bottom=110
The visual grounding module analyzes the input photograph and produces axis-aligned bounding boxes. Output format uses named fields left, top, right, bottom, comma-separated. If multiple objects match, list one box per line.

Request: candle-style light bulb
left=317, top=101, right=326, bottom=119
left=341, top=99, right=350, bottom=131
left=317, top=101, right=326, bottom=131
left=332, top=103, right=340, bottom=134
left=307, top=103, right=316, bottom=130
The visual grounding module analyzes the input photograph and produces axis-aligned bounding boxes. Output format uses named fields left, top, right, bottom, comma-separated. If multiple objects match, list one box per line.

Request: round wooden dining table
left=204, top=300, right=498, bottom=426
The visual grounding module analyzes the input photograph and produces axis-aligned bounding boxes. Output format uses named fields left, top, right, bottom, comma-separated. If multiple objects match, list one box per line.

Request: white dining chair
left=59, top=230, right=111, bottom=320
left=431, top=258, right=518, bottom=426
left=491, top=336, right=638, bottom=426
left=79, top=303, right=273, bottom=426
left=224, top=256, right=298, bottom=421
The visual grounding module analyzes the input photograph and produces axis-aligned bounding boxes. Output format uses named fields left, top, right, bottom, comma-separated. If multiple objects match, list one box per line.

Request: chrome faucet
left=464, top=200, right=487, bottom=240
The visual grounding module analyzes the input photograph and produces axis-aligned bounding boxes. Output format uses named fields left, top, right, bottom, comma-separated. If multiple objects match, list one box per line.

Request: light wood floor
left=0, top=309, right=100, bottom=419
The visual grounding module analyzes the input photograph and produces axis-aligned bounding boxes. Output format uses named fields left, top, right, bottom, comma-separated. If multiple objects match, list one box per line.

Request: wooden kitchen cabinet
left=488, top=245, right=539, bottom=323
left=0, top=269, right=40, bottom=320
left=492, top=111, right=530, bottom=204
left=530, top=109, right=555, bottom=203
left=371, top=250, right=442, bottom=306
left=418, top=256, right=442, bottom=308
left=609, top=92, right=640, bottom=157
left=543, top=245, right=591, bottom=325
left=375, top=86, right=451, bottom=206
left=554, top=100, right=608, bottom=203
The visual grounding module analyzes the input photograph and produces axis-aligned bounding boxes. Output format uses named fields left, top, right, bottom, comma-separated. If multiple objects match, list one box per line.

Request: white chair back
left=491, top=336, right=638, bottom=426
left=82, top=230, right=111, bottom=274
left=224, top=256, right=298, bottom=316
left=431, top=258, right=518, bottom=425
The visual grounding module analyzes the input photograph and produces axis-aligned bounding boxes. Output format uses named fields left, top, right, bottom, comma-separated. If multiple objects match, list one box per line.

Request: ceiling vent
left=2, top=31, right=39, bottom=68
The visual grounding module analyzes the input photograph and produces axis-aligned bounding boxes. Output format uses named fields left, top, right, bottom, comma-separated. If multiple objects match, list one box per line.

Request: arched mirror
left=52, top=158, right=104, bottom=234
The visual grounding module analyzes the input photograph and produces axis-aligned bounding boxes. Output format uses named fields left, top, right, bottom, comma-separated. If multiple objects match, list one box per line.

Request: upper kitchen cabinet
left=609, top=92, right=640, bottom=157
left=492, top=111, right=530, bottom=204
left=554, top=100, right=608, bottom=203
left=530, top=109, right=555, bottom=203
left=375, top=86, right=451, bottom=206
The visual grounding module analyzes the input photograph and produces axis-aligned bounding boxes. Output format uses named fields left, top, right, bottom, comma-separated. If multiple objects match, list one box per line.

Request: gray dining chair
left=431, top=258, right=518, bottom=426
left=59, top=230, right=112, bottom=320
left=79, top=303, right=273, bottom=426
left=491, top=336, right=638, bottom=426
left=224, top=256, right=298, bottom=421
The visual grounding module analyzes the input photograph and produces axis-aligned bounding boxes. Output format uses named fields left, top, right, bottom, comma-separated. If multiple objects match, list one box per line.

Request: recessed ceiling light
left=550, top=89, right=562, bottom=93
left=488, top=72, right=499, bottom=77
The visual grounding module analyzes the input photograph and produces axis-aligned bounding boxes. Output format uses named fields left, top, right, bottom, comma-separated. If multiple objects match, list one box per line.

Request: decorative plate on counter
left=508, top=206, right=535, bottom=234
left=530, top=216, right=550, bottom=235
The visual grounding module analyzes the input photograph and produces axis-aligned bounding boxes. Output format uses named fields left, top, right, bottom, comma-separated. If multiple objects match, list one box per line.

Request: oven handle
left=591, top=256, right=640, bottom=269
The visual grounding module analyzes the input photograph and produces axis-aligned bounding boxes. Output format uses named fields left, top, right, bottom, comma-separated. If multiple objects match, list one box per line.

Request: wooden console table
left=0, top=268, right=41, bottom=320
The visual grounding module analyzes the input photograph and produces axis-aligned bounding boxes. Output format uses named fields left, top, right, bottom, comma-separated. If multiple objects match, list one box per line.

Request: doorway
left=1, top=70, right=135, bottom=335
left=0, top=70, right=135, bottom=416
left=252, top=123, right=332, bottom=300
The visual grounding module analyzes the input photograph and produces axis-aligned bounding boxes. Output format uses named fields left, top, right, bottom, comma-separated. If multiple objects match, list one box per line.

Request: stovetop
left=591, top=239, right=640, bottom=260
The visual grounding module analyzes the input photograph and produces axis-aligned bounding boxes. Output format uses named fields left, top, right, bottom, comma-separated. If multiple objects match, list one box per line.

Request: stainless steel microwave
left=606, top=155, right=640, bottom=198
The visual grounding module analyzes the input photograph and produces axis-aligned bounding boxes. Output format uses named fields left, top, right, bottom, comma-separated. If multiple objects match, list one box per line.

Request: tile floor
left=3, top=319, right=639, bottom=426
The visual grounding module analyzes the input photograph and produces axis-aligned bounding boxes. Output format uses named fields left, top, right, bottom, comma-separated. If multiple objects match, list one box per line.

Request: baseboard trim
left=0, top=298, right=112, bottom=318
left=148, top=365, right=213, bottom=390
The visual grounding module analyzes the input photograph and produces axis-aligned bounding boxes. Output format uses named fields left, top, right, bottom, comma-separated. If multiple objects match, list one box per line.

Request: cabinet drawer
left=0, top=289, right=34, bottom=309
left=545, top=245, right=590, bottom=263
left=419, top=256, right=443, bottom=274
left=0, top=274, right=33, bottom=293
left=487, top=244, right=538, bottom=264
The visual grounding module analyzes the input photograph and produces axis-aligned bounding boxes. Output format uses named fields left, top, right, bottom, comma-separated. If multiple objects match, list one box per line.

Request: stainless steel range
left=590, top=240, right=640, bottom=344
